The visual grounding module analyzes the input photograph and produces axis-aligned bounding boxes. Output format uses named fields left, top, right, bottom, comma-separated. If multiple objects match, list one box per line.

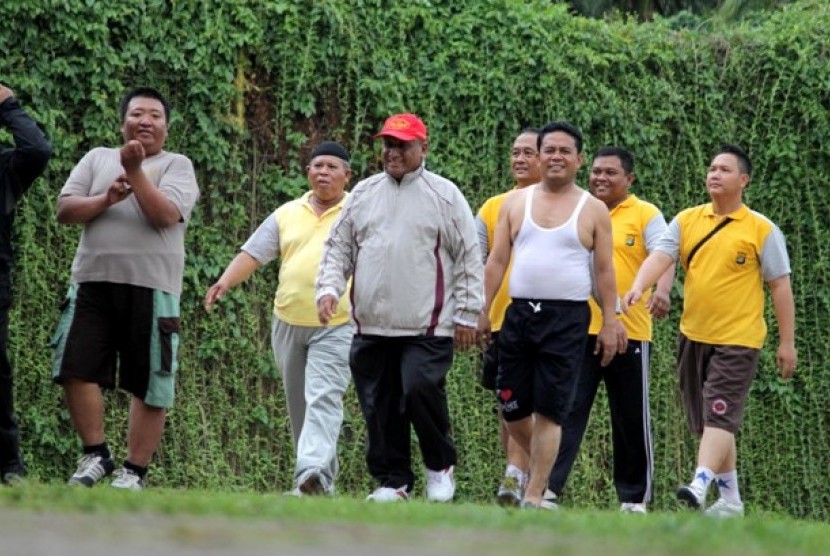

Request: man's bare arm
left=478, top=191, right=520, bottom=340
left=590, top=200, right=620, bottom=366
left=769, top=275, right=797, bottom=378
left=120, top=141, right=181, bottom=228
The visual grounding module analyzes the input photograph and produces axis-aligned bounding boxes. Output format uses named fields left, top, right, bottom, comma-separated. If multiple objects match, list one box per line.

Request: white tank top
left=508, top=185, right=592, bottom=301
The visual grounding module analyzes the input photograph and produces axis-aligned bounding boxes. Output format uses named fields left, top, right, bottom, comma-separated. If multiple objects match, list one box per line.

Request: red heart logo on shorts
left=499, top=389, right=513, bottom=402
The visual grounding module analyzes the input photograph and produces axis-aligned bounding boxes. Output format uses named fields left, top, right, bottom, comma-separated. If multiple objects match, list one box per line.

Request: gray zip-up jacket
left=316, top=164, right=484, bottom=337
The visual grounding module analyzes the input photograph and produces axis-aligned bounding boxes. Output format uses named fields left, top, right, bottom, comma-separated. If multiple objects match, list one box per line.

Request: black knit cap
left=310, top=141, right=350, bottom=163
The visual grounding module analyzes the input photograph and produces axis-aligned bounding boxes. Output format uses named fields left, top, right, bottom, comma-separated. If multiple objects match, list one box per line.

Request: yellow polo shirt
left=661, top=203, right=790, bottom=348
left=588, top=195, right=666, bottom=342
left=272, top=192, right=350, bottom=326
left=478, top=190, right=515, bottom=332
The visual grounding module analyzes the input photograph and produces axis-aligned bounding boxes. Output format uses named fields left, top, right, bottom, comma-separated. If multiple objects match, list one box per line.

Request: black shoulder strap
left=685, top=217, right=733, bottom=268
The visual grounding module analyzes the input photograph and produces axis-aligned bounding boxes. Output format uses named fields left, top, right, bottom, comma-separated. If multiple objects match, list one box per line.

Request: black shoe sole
left=676, top=486, right=702, bottom=509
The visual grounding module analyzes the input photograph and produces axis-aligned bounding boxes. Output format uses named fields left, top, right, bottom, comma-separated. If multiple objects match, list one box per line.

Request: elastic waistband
left=511, top=298, right=588, bottom=307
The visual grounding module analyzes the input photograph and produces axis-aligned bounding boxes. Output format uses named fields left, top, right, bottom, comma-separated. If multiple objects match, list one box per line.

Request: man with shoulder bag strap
left=624, top=144, right=796, bottom=518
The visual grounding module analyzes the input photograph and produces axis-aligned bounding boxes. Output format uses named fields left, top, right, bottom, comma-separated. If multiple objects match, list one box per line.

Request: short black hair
left=715, top=144, right=752, bottom=176
left=119, top=87, right=171, bottom=123
left=594, top=146, right=634, bottom=174
left=538, top=120, right=583, bottom=153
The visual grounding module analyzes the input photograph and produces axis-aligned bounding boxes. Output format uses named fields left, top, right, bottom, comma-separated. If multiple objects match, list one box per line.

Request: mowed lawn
left=1, top=485, right=828, bottom=556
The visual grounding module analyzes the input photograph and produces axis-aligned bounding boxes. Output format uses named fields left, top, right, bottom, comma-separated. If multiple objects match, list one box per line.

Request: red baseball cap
left=374, top=113, right=428, bottom=141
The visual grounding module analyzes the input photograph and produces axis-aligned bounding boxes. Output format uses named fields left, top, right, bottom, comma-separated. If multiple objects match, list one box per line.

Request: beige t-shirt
left=60, top=147, right=200, bottom=295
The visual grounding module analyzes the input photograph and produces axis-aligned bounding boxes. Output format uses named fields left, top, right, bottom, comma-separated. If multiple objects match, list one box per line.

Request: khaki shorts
left=677, top=334, right=759, bottom=434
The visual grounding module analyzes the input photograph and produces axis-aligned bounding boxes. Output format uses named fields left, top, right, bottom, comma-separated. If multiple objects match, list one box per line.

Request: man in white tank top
left=478, top=121, right=622, bottom=509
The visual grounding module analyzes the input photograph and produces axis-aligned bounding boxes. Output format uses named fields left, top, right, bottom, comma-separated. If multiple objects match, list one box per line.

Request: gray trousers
left=271, top=319, right=353, bottom=490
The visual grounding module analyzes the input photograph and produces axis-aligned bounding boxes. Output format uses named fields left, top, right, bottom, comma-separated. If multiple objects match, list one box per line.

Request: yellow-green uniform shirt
left=655, top=203, right=791, bottom=348
left=476, top=189, right=517, bottom=332
left=588, top=195, right=668, bottom=342
left=241, top=191, right=350, bottom=326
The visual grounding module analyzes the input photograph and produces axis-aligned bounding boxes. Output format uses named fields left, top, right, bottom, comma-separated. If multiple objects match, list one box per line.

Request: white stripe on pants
left=271, top=319, right=353, bottom=489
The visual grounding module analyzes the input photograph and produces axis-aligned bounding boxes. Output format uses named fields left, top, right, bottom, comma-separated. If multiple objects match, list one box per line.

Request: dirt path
left=1, top=507, right=539, bottom=556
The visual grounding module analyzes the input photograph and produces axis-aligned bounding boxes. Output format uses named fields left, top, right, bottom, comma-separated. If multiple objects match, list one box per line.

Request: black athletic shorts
left=496, top=298, right=590, bottom=424
left=50, top=282, right=181, bottom=408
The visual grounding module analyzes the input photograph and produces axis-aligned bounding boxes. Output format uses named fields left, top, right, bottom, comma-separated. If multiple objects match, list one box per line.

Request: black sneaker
left=67, top=453, right=115, bottom=487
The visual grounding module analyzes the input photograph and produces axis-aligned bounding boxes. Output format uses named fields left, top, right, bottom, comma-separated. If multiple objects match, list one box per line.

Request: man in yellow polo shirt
left=547, top=146, right=674, bottom=514
left=204, top=141, right=353, bottom=496
left=624, top=144, right=797, bottom=518
left=475, top=127, right=540, bottom=506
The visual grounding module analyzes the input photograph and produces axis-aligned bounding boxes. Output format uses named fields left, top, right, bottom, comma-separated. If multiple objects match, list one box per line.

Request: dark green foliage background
left=1, top=0, right=827, bottom=518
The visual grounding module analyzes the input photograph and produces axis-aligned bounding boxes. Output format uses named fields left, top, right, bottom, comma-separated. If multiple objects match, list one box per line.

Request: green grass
left=1, top=484, right=829, bottom=555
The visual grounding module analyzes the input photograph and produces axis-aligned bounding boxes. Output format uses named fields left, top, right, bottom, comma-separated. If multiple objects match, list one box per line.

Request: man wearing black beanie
left=206, top=140, right=354, bottom=496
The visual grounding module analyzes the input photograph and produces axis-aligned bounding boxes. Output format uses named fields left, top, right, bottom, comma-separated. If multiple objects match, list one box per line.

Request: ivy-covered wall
left=1, top=0, right=827, bottom=518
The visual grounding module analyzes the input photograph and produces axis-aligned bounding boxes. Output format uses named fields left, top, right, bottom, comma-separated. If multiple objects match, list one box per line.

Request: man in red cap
left=317, top=113, right=483, bottom=503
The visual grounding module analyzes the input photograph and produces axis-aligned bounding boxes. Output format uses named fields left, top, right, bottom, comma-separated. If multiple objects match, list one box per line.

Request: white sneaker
left=425, top=466, right=455, bottom=502
left=366, top=486, right=409, bottom=502
left=676, top=483, right=706, bottom=509
left=620, top=502, right=647, bottom=514
left=540, top=488, right=559, bottom=510
left=111, top=467, right=144, bottom=491
left=704, top=498, right=745, bottom=518
left=496, top=475, right=522, bottom=507
left=520, top=500, right=541, bottom=510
